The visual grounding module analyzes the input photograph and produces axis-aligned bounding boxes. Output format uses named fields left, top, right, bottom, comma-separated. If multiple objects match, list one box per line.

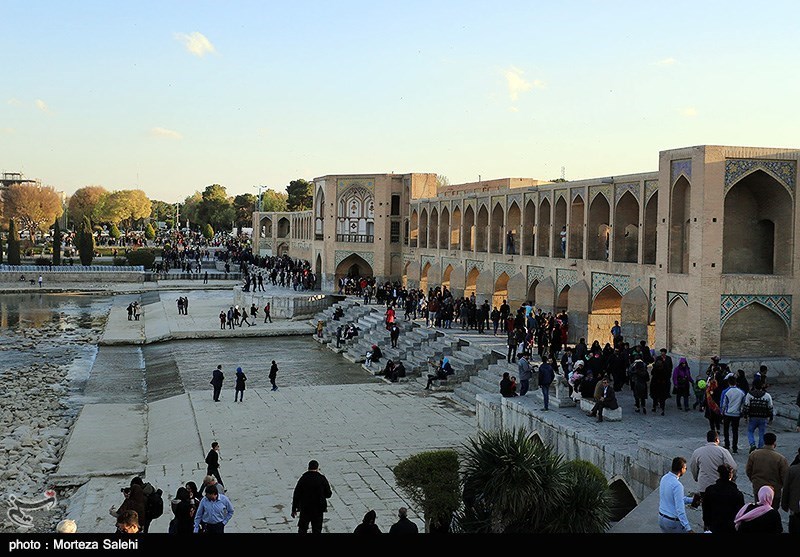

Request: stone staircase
left=450, top=361, right=511, bottom=409
left=310, top=298, right=371, bottom=347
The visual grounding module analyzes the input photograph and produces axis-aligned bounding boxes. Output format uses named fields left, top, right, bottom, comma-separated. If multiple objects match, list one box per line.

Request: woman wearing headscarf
left=734, top=485, right=783, bottom=533
left=169, top=487, right=195, bottom=534
left=234, top=366, right=247, bottom=403
left=705, top=376, right=723, bottom=433
left=353, top=510, right=381, bottom=534
left=672, top=357, right=694, bottom=412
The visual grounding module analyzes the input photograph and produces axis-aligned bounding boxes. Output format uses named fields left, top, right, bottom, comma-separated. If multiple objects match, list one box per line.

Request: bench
left=579, top=397, right=623, bottom=421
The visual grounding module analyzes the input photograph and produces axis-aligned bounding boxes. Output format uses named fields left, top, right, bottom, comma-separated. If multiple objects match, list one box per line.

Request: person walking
left=517, top=352, right=532, bottom=396
left=210, top=365, right=224, bottom=402
left=743, top=377, right=773, bottom=452
left=205, top=442, right=225, bottom=490
left=38, top=274, right=43, bottom=287
left=701, top=464, right=744, bottom=534
left=672, top=357, right=693, bottom=412
left=240, top=309, right=252, bottom=327
left=658, top=456, right=693, bottom=533
left=537, top=355, right=555, bottom=411
left=193, top=485, right=233, bottom=534
left=291, top=459, right=332, bottom=534
left=203, top=271, right=208, bottom=284
left=781, top=447, right=800, bottom=533
left=746, top=432, right=789, bottom=510
left=234, top=367, right=247, bottom=402
left=734, top=486, right=783, bottom=533
left=388, top=507, right=418, bottom=534
left=269, top=360, right=279, bottom=391
left=720, top=374, right=746, bottom=453
left=264, top=302, right=272, bottom=323
left=688, top=430, right=737, bottom=503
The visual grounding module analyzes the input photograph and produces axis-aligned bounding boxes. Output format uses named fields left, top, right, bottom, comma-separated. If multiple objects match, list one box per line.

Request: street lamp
left=253, top=185, right=266, bottom=213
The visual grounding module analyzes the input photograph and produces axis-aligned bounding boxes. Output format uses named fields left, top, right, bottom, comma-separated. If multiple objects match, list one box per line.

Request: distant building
left=254, top=145, right=800, bottom=368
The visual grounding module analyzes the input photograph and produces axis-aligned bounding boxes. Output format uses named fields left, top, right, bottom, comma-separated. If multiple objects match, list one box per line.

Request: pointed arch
left=419, top=208, right=429, bottom=248
left=442, top=264, right=454, bottom=289
left=669, top=176, right=691, bottom=273
left=315, top=254, right=323, bottom=288
left=553, top=196, right=567, bottom=258
left=420, top=261, right=432, bottom=293
left=410, top=209, right=419, bottom=248
left=476, top=205, right=489, bottom=252
left=277, top=217, right=290, bottom=238
left=429, top=207, right=439, bottom=249
left=465, top=266, right=480, bottom=298
left=723, top=169, right=793, bottom=275
left=335, top=253, right=373, bottom=284
left=538, top=198, right=551, bottom=257
left=607, top=477, right=639, bottom=522
left=589, top=285, right=622, bottom=345
left=643, top=193, right=657, bottom=265
left=507, top=201, right=521, bottom=255
left=463, top=205, right=475, bottom=251
left=439, top=206, right=450, bottom=249
left=527, top=279, right=539, bottom=305
left=569, top=194, right=585, bottom=259
left=720, top=302, right=788, bottom=357
left=524, top=199, right=536, bottom=255
left=613, top=191, right=640, bottom=263
left=493, top=272, right=510, bottom=309
left=490, top=203, right=505, bottom=254
left=587, top=194, right=610, bottom=261
left=556, top=284, right=570, bottom=312
left=667, top=295, right=689, bottom=355
left=450, top=205, right=462, bottom=250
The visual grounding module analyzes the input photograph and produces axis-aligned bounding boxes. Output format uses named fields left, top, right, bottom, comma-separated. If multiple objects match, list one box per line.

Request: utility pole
left=253, top=185, right=265, bottom=213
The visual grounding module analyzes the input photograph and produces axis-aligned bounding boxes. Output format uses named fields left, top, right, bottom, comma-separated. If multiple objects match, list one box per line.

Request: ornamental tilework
left=420, top=255, right=437, bottom=268
left=491, top=196, right=505, bottom=209
left=441, top=257, right=461, bottom=270
left=670, top=159, right=692, bottom=185
left=403, top=253, right=415, bottom=263
left=337, top=178, right=375, bottom=192
left=591, top=272, right=631, bottom=300
left=615, top=182, right=640, bottom=204
left=572, top=188, right=587, bottom=202
left=649, top=278, right=657, bottom=319
left=555, top=190, right=568, bottom=204
left=527, top=265, right=546, bottom=286
left=524, top=192, right=538, bottom=205
left=465, top=259, right=485, bottom=272
left=724, top=159, right=796, bottom=193
left=334, top=250, right=374, bottom=267
left=508, top=193, right=522, bottom=207
left=589, top=185, right=611, bottom=204
left=720, top=295, right=792, bottom=328
left=667, top=291, right=688, bottom=306
left=645, top=180, right=658, bottom=202
left=494, top=262, right=519, bottom=281
left=556, top=269, right=579, bottom=294
left=540, top=190, right=551, bottom=203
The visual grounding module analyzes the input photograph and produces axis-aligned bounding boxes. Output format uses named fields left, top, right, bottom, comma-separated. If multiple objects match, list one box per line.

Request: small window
left=391, top=195, right=401, bottom=216
left=391, top=221, right=400, bottom=243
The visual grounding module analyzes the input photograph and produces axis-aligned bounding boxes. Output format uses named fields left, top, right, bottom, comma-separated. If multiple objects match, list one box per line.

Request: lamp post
left=253, top=185, right=266, bottom=213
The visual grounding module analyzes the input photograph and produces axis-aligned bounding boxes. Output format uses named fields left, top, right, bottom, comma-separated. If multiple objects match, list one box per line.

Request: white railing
left=0, top=264, right=144, bottom=272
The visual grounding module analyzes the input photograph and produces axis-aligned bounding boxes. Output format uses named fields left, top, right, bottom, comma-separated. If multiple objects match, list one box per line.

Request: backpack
left=145, top=486, right=164, bottom=520
left=746, top=393, right=771, bottom=419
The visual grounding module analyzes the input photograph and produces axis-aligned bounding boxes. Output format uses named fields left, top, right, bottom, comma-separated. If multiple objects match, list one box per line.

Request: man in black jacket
left=389, top=507, right=419, bottom=534
left=205, top=442, right=224, bottom=489
left=210, top=365, right=224, bottom=402
left=291, top=460, right=332, bottom=534
left=701, top=464, right=744, bottom=533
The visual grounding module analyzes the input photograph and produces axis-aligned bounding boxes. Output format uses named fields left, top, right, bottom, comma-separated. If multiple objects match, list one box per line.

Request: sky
left=3, top=1, right=800, bottom=203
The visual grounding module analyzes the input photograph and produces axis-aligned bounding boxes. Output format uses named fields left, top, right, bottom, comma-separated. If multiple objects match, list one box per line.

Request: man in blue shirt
left=194, top=484, right=234, bottom=533
left=658, top=456, right=694, bottom=533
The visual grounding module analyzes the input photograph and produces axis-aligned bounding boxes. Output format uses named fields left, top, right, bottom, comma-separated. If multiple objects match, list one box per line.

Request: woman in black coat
left=169, top=487, right=195, bottom=534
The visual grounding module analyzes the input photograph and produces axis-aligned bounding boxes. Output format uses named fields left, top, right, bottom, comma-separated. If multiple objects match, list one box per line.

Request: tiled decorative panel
left=649, top=277, right=657, bottom=319
left=670, top=159, right=692, bottom=185
left=420, top=255, right=437, bottom=268
left=337, top=178, right=375, bottom=192
left=441, top=257, right=461, bottom=270
left=527, top=265, right=547, bottom=286
left=494, top=262, right=519, bottom=280
left=491, top=196, right=505, bottom=209
left=403, top=253, right=415, bottom=263
left=465, top=259, right=485, bottom=272
left=724, top=159, right=796, bottom=194
left=464, top=199, right=475, bottom=211
left=720, top=295, right=792, bottom=328
left=571, top=188, right=586, bottom=202
left=667, top=291, right=688, bottom=306
left=334, top=250, right=374, bottom=266
left=645, top=180, right=659, bottom=202
left=508, top=193, right=522, bottom=207
left=589, top=185, right=611, bottom=204
left=615, top=182, right=640, bottom=204
left=540, top=190, right=552, bottom=203
left=591, top=272, right=631, bottom=300
left=556, top=269, right=579, bottom=294
left=555, top=190, right=568, bottom=204
left=524, top=192, right=538, bottom=205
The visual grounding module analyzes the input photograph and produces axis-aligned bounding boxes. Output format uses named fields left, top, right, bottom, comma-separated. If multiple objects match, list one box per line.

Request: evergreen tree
left=52, top=218, right=62, bottom=265
left=202, top=223, right=214, bottom=240
left=78, top=216, right=95, bottom=266
left=144, top=222, right=156, bottom=241
left=7, top=219, right=20, bottom=265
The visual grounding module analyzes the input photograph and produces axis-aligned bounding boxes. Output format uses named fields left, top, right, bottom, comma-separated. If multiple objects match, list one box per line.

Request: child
left=510, top=375, right=518, bottom=395
left=693, top=378, right=707, bottom=412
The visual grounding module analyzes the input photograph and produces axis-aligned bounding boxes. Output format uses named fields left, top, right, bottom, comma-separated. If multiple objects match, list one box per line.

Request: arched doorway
left=277, top=217, right=290, bottom=238
left=402, top=261, right=410, bottom=288
left=450, top=206, right=461, bottom=250
left=314, top=190, right=325, bottom=240
left=643, top=193, right=657, bottom=265
left=463, top=205, right=475, bottom=251
left=493, top=272, right=510, bottom=309
left=315, top=254, right=322, bottom=288
left=720, top=303, right=788, bottom=357
left=723, top=170, right=792, bottom=275
left=429, top=207, right=439, bottom=249
left=587, top=194, right=610, bottom=261
left=410, top=210, right=419, bottom=248
left=669, top=176, right=690, bottom=273
left=507, top=202, right=521, bottom=255
left=569, top=194, right=584, bottom=259
left=553, top=196, right=567, bottom=258
left=613, top=192, right=639, bottom=263
left=259, top=215, right=273, bottom=239
left=490, top=203, right=505, bottom=254
left=439, top=207, right=450, bottom=249
left=524, top=199, right=536, bottom=255
left=476, top=205, right=489, bottom=252
left=420, top=262, right=431, bottom=294
left=556, top=285, right=570, bottom=313
left=667, top=297, right=689, bottom=354
left=277, top=242, right=290, bottom=257
left=465, top=267, right=480, bottom=298
left=442, top=264, right=454, bottom=290
left=334, top=253, right=373, bottom=285
left=589, top=285, right=622, bottom=345
left=419, top=209, right=429, bottom=248
left=538, top=198, right=551, bottom=256
left=527, top=279, right=539, bottom=305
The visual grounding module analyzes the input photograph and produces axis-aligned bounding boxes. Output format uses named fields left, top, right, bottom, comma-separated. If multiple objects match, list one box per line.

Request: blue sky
left=3, top=1, right=800, bottom=203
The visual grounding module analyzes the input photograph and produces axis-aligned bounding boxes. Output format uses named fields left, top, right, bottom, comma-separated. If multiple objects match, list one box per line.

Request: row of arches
left=257, top=215, right=314, bottom=241
left=409, top=192, right=658, bottom=264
